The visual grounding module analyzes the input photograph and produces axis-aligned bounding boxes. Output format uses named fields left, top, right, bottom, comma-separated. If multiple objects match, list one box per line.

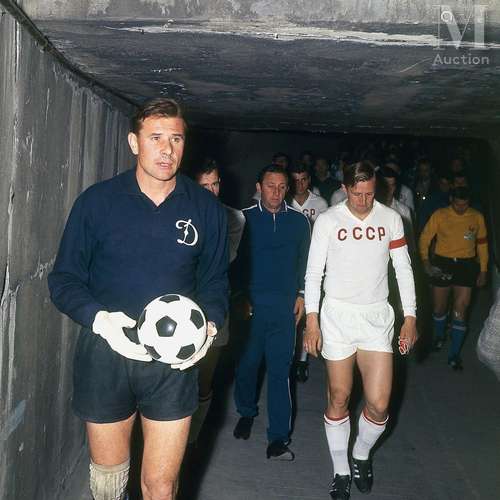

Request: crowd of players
left=48, top=98, right=495, bottom=500
left=202, top=146, right=489, bottom=371
left=189, top=144, right=491, bottom=499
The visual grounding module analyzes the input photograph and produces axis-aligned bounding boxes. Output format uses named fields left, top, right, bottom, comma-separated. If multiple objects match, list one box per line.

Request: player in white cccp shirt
left=289, top=163, right=328, bottom=382
left=304, top=161, right=417, bottom=500
left=290, top=164, right=329, bottom=223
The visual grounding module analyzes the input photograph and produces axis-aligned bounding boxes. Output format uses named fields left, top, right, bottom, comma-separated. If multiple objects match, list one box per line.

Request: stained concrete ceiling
left=18, top=0, right=500, bottom=136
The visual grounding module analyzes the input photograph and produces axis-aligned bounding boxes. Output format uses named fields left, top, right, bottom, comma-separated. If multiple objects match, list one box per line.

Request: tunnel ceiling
left=20, top=0, right=500, bottom=136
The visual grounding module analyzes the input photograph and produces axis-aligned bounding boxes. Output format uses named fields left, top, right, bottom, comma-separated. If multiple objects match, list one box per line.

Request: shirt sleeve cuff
left=403, top=308, right=416, bottom=318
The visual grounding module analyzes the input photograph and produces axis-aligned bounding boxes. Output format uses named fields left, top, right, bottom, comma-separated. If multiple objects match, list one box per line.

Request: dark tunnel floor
left=71, top=286, right=500, bottom=500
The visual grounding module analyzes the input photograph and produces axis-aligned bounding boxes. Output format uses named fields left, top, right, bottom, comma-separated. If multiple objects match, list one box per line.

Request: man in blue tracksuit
left=233, top=164, right=311, bottom=460
left=48, top=98, right=228, bottom=500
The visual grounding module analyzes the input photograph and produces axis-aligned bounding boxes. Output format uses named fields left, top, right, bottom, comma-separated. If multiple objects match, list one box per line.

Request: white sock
left=324, top=414, right=351, bottom=476
left=352, top=409, right=388, bottom=460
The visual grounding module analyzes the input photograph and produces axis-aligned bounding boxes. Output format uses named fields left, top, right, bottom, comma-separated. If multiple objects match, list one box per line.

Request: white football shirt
left=291, top=190, right=328, bottom=223
left=305, top=200, right=416, bottom=317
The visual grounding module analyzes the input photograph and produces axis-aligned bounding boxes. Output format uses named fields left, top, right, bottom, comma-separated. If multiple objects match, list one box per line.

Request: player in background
left=233, top=164, right=310, bottom=461
left=252, top=152, right=291, bottom=202
left=304, top=161, right=417, bottom=499
left=419, top=187, right=488, bottom=370
left=313, top=156, right=341, bottom=203
left=48, top=99, right=228, bottom=500
left=192, top=159, right=245, bottom=444
left=289, top=163, right=328, bottom=382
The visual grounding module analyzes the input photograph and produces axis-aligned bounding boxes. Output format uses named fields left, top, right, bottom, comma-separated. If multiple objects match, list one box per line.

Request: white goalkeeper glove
left=170, top=321, right=217, bottom=371
left=92, top=311, right=152, bottom=362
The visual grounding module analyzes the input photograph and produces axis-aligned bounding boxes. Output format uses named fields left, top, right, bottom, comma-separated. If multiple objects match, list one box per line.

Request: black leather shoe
left=352, top=457, right=373, bottom=493
left=329, top=474, right=351, bottom=499
left=266, top=440, right=295, bottom=461
left=233, top=417, right=254, bottom=439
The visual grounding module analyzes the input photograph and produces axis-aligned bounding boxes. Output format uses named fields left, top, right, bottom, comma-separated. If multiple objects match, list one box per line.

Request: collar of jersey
left=258, top=200, right=288, bottom=213
left=342, top=199, right=378, bottom=223
left=120, top=168, right=189, bottom=199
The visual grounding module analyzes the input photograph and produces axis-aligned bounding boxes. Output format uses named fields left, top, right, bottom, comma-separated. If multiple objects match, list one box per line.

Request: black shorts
left=431, top=254, right=479, bottom=288
left=72, top=330, right=198, bottom=423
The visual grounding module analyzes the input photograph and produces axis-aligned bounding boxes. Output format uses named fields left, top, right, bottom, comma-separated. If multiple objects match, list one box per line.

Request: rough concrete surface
left=32, top=17, right=500, bottom=136
left=0, top=9, right=133, bottom=500
left=20, top=0, right=500, bottom=24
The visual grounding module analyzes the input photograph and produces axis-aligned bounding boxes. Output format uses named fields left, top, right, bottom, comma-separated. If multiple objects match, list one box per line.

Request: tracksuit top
left=238, top=201, right=311, bottom=307
left=48, top=169, right=229, bottom=329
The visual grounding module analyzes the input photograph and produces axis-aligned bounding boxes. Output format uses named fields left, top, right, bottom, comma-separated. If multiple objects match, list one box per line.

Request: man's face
left=257, top=172, right=288, bottom=212
left=385, top=177, right=397, bottom=200
left=291, top=172, right=310, bottom=196
left=452, top=176, right=468, bottom=188
left=128, top=115, right=185, bottom=183
left=344, top=178, right=376, bottom=217
left=451, top=197, right=469, bottom=215
left=418, top=162, right=431, bottom=178
left=314, top=159, right=329, bottom=177
left=386, top=162, right=401, bottom=175
left=438, top=177, right=451, bottom=193
left=301, top=154, right=314, bottom=168
left=273, top=155, right=289, bottom=170
left=198, top=170, right=220, bottom=197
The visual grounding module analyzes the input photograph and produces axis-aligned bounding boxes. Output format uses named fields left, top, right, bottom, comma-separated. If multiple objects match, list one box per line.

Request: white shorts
left=320, top=298, right=395, bottom=361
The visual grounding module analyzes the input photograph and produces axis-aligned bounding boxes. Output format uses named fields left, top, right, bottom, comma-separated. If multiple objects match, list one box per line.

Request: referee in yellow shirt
left=420, top=187, right=488, bottom=370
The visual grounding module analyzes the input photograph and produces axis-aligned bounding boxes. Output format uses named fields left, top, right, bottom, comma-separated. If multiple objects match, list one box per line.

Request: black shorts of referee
left=430, top=254, right=480, bottom=288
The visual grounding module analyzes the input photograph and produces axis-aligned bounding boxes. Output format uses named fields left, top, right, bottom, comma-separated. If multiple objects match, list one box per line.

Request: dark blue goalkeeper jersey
left=48, top=169, right=229, bottom=329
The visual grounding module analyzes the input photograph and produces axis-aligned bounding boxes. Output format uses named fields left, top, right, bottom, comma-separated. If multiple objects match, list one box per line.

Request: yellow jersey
left=419, top=206, right=488, bottom=272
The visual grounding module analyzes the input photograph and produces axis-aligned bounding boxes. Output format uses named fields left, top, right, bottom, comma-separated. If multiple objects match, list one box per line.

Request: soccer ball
left=137, top=294, right=207, bottom=364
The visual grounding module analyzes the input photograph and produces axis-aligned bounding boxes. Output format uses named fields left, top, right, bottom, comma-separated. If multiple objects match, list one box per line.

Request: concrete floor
left=72, top=287, right=500, bottom=500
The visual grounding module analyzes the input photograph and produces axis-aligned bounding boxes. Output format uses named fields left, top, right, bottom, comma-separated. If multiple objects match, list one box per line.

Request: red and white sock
left=352, top=409, right=388, bottom=460
left=324, top=414, right=351, bottom=476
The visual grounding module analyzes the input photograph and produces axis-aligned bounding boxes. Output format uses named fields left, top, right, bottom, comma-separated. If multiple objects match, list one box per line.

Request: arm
left=47, top=193, right=104, bottom=328
left=195, top=201, right=229, bottom=329
left=390, top=215, right=418, bottom=351
left=294, top=217, right=311, bottom=325
left=304, top=214, right=332, bottom=356
left=419, top=211, right=439, bottom=265
left=227, top=207, right=246, bottom=264
left=296, top=216, right=311, bottom=298
left=476, top=213, right=488, bottom=286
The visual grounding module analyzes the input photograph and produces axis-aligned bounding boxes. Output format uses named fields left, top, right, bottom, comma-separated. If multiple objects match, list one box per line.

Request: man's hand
left=398, top=316, right=418, bottom=355
left=477, top=271, right=487, bottom=288
left=303, top=313, right=322, bottom=358
left=171, top=321, right=217, bottom=370
left=92, top=311, right=152, bottom=362
left=423, top=260, right=443, bottom=278
left=294, top=296, right=305, bottom=326
left=233, top=295, right=253, bottom=321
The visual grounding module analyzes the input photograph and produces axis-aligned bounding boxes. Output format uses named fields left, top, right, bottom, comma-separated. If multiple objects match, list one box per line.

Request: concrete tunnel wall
left=0, top=9, right=134, bottom=500
left=20, top=0, right=500, bottom=24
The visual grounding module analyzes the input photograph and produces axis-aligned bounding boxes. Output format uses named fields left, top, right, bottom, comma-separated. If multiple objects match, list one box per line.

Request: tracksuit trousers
left=234, top=302, right=296, bottom=443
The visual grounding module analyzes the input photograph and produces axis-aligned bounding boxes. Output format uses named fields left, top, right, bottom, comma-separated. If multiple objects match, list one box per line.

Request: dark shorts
left=431, top=254, right=479, bottom=288
left=72, top=330, right=198, bottom=423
